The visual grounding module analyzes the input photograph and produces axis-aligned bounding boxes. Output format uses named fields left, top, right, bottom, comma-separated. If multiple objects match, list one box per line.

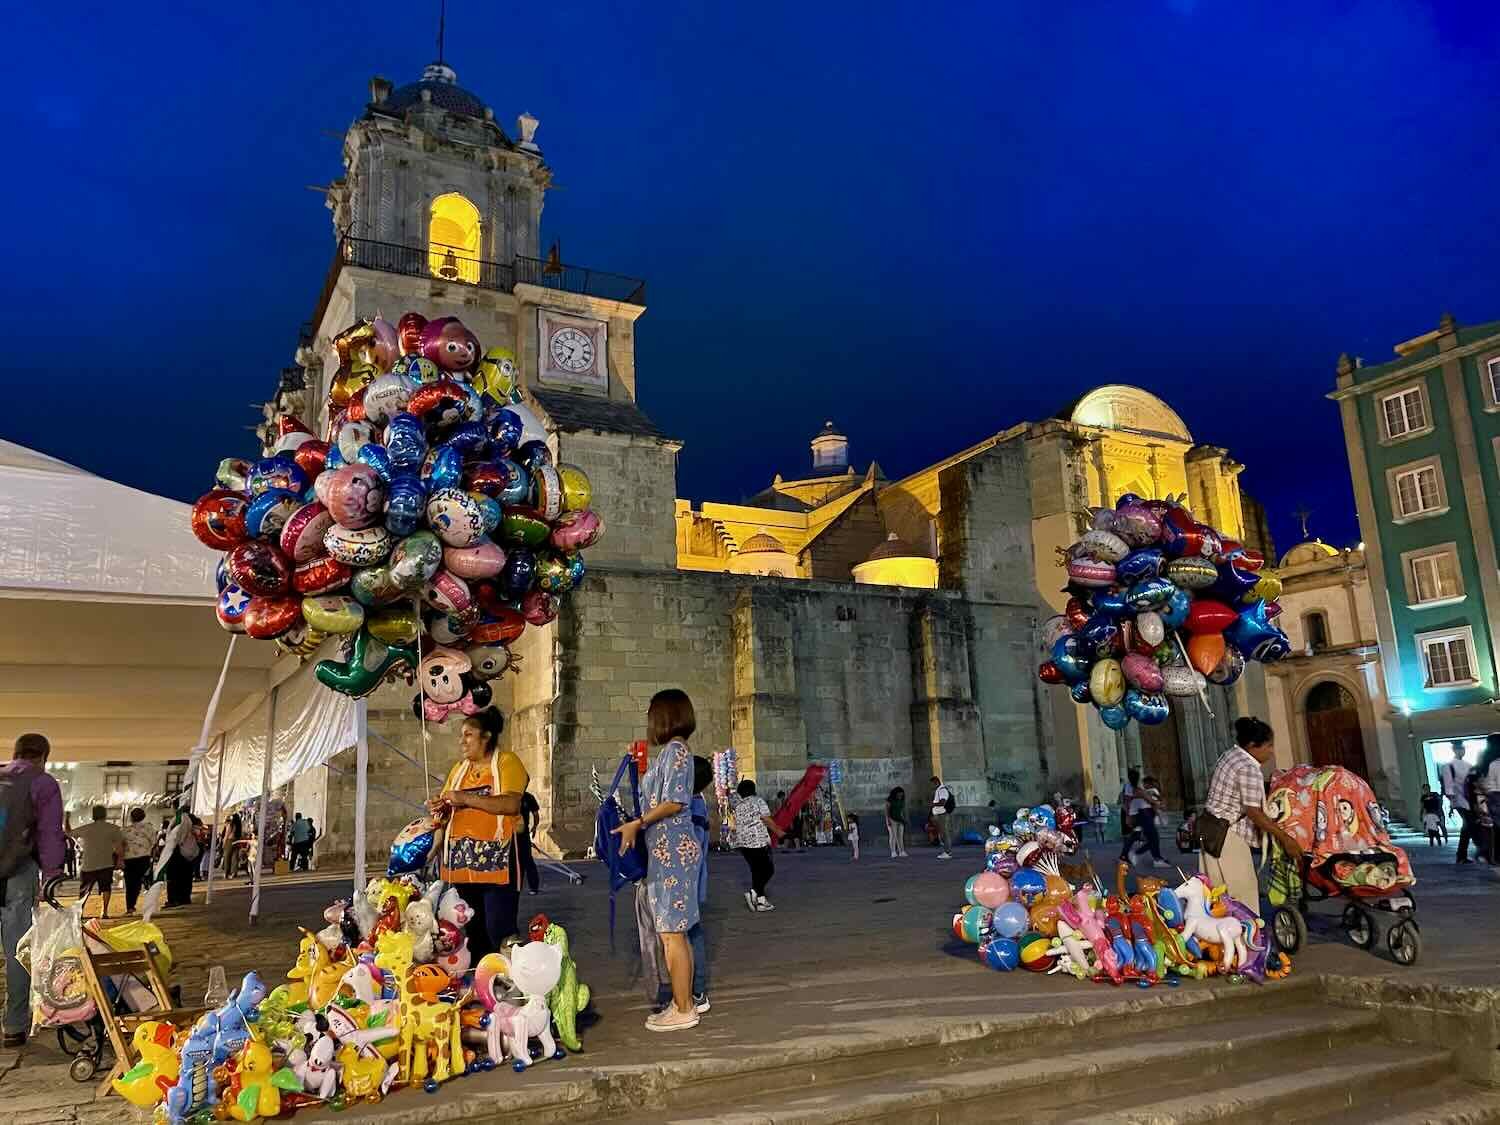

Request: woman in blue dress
left=611, top=689, right=702, bottom=1032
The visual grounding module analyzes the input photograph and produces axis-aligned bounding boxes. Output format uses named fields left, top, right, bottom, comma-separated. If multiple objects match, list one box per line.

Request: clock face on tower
left=549, top=326, right=595, bottom=373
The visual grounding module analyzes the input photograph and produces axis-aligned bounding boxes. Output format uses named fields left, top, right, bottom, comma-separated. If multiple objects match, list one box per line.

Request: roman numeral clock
left=538, top=310, right=608, bottom=391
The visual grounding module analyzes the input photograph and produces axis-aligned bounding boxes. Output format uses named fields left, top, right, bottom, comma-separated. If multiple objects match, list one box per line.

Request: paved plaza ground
left=2, top=828, right=1495, bottom=1122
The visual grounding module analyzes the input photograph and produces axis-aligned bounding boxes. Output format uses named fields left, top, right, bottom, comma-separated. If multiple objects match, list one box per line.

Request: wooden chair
left=77, top=941, right=204, bottom=1098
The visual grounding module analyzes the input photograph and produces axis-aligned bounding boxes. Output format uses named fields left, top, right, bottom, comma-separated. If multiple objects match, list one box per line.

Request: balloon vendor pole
left=1171, top=631, right=1216, bottom=718
left=414, top=595, right=431, bottom=800
left=354, top=696, right=369, bottom=893
left=249, top=684, right=279, bottom=926
left=204, top=734, right=226, bottom=906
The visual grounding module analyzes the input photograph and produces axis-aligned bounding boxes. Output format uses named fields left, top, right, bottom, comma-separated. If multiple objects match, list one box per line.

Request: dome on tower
left=739, top=531, right=788, bottom=555
left=1278, top=539, right=1341, bottom=568
left=370, top=63, right=502, bottom=133
left=852, top=532, right=938, bottom=588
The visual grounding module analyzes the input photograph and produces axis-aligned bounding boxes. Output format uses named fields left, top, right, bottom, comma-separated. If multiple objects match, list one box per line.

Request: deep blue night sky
left=7, top=2, right=1500, bottom=555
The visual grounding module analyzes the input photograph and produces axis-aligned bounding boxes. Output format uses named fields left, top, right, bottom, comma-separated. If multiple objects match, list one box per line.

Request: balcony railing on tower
left=309, top=236, right=645, bottom=337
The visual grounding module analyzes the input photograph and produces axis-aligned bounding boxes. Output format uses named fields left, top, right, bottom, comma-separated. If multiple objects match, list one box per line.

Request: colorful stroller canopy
left=1266, top=765, right=1414, bottom=893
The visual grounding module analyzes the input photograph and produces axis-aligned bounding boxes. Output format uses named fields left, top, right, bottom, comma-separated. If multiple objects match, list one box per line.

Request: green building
left=1331, top=312, right=1500, bottom=819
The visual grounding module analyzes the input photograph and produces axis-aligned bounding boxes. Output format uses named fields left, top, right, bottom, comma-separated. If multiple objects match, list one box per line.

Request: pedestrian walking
left=1440, top=744, right=1477, bottom=864
left=518, top=791, right=541, bottom=895
left=728, top=778, right=783, bottom=911
left=1419, top=784, right=1447, bottom=843
left=610, top=689, right=703, bottom=1033
left=1089, top=794, right=1109, bottom=844
left=288, top=814, right=311, bottom=871
left=163, top=814, right=201, bottom=907
left=847, top=814, right=860, bottom=861
left=1, top=733, right=66, bottom=1048
left=930, top=775, right=955, bottom=859
left=121, top=807, right=156, bottom=913
left=71, top=804, right=124, bottom=918
left=885, top=787, right=908, bottom=857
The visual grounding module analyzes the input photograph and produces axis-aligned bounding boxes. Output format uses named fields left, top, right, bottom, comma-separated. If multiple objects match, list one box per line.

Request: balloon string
left=415, top=595, right=431, bottom=800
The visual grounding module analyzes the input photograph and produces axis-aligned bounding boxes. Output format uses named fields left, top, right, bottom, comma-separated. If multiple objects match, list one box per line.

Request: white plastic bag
left=26, top=900, right=97, bottom=1030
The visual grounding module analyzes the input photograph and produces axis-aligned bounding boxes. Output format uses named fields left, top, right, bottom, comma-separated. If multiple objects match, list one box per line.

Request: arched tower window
left=1303, top=611, right=1330, bottom=652
left=429, top=193, right=481, bottom=284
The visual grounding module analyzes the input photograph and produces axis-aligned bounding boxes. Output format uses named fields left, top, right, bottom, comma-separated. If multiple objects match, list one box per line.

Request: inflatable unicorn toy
left=1176, top=875, right=1249, bottom=972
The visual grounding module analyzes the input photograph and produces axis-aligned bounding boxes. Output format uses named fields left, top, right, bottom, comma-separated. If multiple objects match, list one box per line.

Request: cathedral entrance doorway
left=1138, top=707, right=1189, bottom=812
left=1304, top=680, right=1367, bottom=779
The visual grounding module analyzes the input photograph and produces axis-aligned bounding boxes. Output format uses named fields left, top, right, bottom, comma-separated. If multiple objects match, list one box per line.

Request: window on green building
left=1393, top=465, right=1441, bottom=518
left=1381, top=386, right=1427, bottom=439
left=1417, top=626, right=1478, bottom=689
left=1486, top=356, right=1500, bottom=409
left=1409, top=550, right=1461, bottom=604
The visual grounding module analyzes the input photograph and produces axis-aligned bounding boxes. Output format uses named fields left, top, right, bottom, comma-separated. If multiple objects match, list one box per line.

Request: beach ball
left=979, top=936, right=1020, bottom=972
left=992, top=901, right=1028, bottom=940
left=1010, top=868, right=1047, bottom=907
left=952, top=905, right=992, bottom=944
left=967, top=871, right=1010, bottom=909
left=1018, top=933, right=1057, bottom=973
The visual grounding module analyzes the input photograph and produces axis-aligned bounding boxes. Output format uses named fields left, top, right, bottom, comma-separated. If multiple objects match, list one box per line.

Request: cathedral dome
left=1278, top=539, right=1341, bottom=568
left=863, top=531, right=925, bottom=563
left=375, top=63, right=491, bottom=122
left=739, top=531, right=788, bottom=554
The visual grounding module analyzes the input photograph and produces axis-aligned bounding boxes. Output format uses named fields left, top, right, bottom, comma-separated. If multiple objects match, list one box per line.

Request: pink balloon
left=323, top=465, right=386, bottom=530
left=1122, top=652, right=1165, bottom=692
left=971, top=871, right=1010, bottom=909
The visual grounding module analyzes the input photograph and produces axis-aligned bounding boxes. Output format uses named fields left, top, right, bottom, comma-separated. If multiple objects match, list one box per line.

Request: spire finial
left=1293, top=504, right=1313, bottom=540
left=437, top=0, right=446, bottom=64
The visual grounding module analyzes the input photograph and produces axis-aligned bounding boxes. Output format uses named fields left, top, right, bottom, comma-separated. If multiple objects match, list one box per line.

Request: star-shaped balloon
left=1209, top=562, right=1261, bottom=604
left=1224, top=600, right=1291, bottom=663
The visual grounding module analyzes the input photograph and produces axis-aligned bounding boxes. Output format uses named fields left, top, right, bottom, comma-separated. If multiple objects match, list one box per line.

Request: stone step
left=645, top=1002, right=1386, bottom=1124
left=1358, top=1078, right=1500, bottom=1125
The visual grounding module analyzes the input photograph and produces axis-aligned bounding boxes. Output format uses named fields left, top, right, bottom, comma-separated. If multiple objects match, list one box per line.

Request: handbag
left=1197, top=810, right=1232, bottom=858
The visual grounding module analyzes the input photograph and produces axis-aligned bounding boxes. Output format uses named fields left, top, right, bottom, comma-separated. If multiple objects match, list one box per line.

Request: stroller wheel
left=1272, top=907, right=1306, bottom=954
left=1388, top=921, right=1421, bottom=966
left=56, top=1024, right=94, bottom=1057
left=1342, top=904, right=1376, bottom=949
left=68, top=1055, right=97, bottom=1083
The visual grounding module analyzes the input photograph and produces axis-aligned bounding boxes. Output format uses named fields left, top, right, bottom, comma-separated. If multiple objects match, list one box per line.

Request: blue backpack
left=595, top=753, right=648, bottom=946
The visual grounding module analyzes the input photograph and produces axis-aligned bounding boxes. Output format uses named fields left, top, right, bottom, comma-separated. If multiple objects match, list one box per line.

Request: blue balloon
left=1208, top=642, right=1245, bottom=686
left=385, top=475, right=427, bottom=537
left=1092, top=590, right=1131, bottom=617
left=516, top=440, right=552, bottom=470
left=1079, top=614, right=1118, bottom=647
left=1155, top=888, right=1184, bottom=928
left=443, top=421, right=489, bottom=457
left=248, top=455, right=307, bottom=497
left=1125, top=576, right=1175, bottom=611
left=1033, top=804, right=1056, bottom=829
left=1225, top=601, right=1291, bottom=662
left=1070, top=681, right=1093, bottom=705
left=387, top=816, right=438, bottom=876
left=1208, top=562, right=1260, bottom=603
left=1050, top=635, right=1093, bottom=683
left=1099, top=704, right=1130, bottom=730
left=475, top=495, right=502, bottom=533
left=488, top=409, right=523, bottom=455
left=1009, top=870, right=1047, bottom=907
left=384, top=413, right=427, bottom=472
left=493, top=459, right=530, bottom=506
left=1123, top=688, right=1170, bottom=725
left=324, top=444, right=347, bottom=473
left=981, top=936, right=1020, bottom=971
left=215, top=557, right=230, bottom=593
left=499, top=547, right=538, bottom=599
left=244, top=488, right=299, bottom=540
left=357, top=441, right=394, bottom=484
left=1116, top=548, right=1165, bottom=585
left=423, top=445, right=464, bottom=492
left=1159, top=587, right=1192, bottom=628
left=993, top=900, right=1030, bottom=937
left=1116, top=493, right=1143, bottom=508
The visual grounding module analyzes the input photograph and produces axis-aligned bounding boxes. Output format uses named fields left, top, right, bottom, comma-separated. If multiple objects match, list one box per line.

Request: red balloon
left=292, top=555, right=350, bottom=595
left=1065, top=597, right=1091, bottom=632
left=469, top=609, right=525, bottom=645
left=1184, top=599, right=1237, bottom=635
left=1163, top=506, right=1197, bottom=533
left=292, top=439, right=330, bottom=481
left=465, top=462, right=509, bottom=497
left=521, top=590, right=560, bottom=626
left=1187, top=633, right=1226, bottom=677
left=397, top=312, right=428, bottom=357
left=245, top=595, right=302, bottom=640
left=191, top=490, right=249, bottom=551
left=1237, top=548, right=1265, bottom=573
left=469, top=579, right=509, bottom=618
left=226, top=542, right=291, bottom=597
left=1037, top=660, right=1064, bottom=684
left=407, top=379, right=469, bottom=419
left=345, top=385, right=368, bottom=423
left=1264, top=599, right=1283, bottom=620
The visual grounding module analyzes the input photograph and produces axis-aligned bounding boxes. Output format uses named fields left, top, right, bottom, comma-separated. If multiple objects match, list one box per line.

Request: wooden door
left=1138, top=707, right=1188, bottom=811
left=1304, top=681, right=1368, bottom=779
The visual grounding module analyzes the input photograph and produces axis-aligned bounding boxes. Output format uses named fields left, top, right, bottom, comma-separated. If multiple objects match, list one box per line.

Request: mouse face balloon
left=418, top=317, right=479, bottom=372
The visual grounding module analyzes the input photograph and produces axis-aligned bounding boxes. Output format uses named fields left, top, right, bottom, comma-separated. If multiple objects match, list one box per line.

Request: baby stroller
left=1264, top=766, right=1420, bottom=966
left=30, top=877, right=183, bottom=1085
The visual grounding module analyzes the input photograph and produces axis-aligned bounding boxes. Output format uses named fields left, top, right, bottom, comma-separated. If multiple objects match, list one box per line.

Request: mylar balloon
left=521, top=590, right=559, bottom=626
left=244, top=489, right=300, bottom=542
left=389, top=531, right=443, bottom=592
left=1067, top=558, right=1116, bottom=587
left=367, top=604, right=421, bottom=645
left=384, top=413, right=428, bottom=472
left=1099, top=704, right=1130, bottom=730
left=1161, top=664, right=1203, bottom=698
left=324, top=465, right=387, bottom=530
left=443, top=539, right=506, bottom=579
left=1117, top=548, right=1165, bottom=585
left=1137, top=610, right=1166, bottom=647
left=293, top=556, right=351, bottom=596
left=1039, top=614, right=1071, bottom=653
left=1225, top=601, right=1291, bottom=662
left=226, top=541, right=291, bottom=597
left=302, top=595, right=365, bottom=635
left=426, top=489, right=486, bottom=547
left=384, top=475, right=427, bottom=537
left=557, top=464, right=592, bottom=513
left=1165, top=557, right=1216, bottom=589
left=1122, top=652, right=1165, bottom=692
left=191, top=490, right=249, bottom=551
left=244, top=595, right=302, bottom=640
left=1208, top=643, right=1246, bottom=686
left=1050, top=635, right=1093, bottom=683
left=1160, top=587, right=1192, bottom=628
left=387, top=816, right=439, bottom=876
left=324, top=524, right=393, bottom=566
left=550, top=509, right=603, bottom=552
left=1186, top=632, right=1226, bottom=676
left=422, top=445, right=464, bottom=493
left=350, top=563, right=406, bottom=607
left=280, top=501, right=334, bottom=563
left=1125, top=577, right=1175, bottom=611
left=356, top=442, right=394, bottom=484
left=217, top=585, right=250, bottom=632
left=1184, top=599, right=1237, bottom=635
left=418, top=317, right=479, bottom=372
left=1088, top=658, right=1126, bottom=706
left=1124, top=688, right=1170, bottom=725
left=396, top=312, right=428, bottom=357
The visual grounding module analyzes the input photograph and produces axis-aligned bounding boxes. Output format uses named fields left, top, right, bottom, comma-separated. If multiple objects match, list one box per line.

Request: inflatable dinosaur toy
left=542, top=922, right=590, bottom=1052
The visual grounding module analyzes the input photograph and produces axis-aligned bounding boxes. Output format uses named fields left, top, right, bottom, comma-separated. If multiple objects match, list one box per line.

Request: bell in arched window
left=437, top=246, right=460, bottom=281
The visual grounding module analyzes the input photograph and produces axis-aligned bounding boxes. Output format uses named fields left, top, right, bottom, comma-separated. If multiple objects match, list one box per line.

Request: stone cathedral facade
left=269, top=63, right=1272, bottom=857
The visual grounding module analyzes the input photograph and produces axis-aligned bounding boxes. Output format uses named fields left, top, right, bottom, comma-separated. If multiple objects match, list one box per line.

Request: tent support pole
left=204, top=734, right=226, bottom=905
left=249, top=686, right=279, bottom=926
left=354, top=697, right=369, bottom=894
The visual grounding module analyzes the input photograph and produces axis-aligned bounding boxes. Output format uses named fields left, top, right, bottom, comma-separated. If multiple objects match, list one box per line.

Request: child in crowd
left=728, top=778, right=783, bottom=911
left=846, top=815, right=860, bottom=862
left=1423, top=808, right=1443, bottom=847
